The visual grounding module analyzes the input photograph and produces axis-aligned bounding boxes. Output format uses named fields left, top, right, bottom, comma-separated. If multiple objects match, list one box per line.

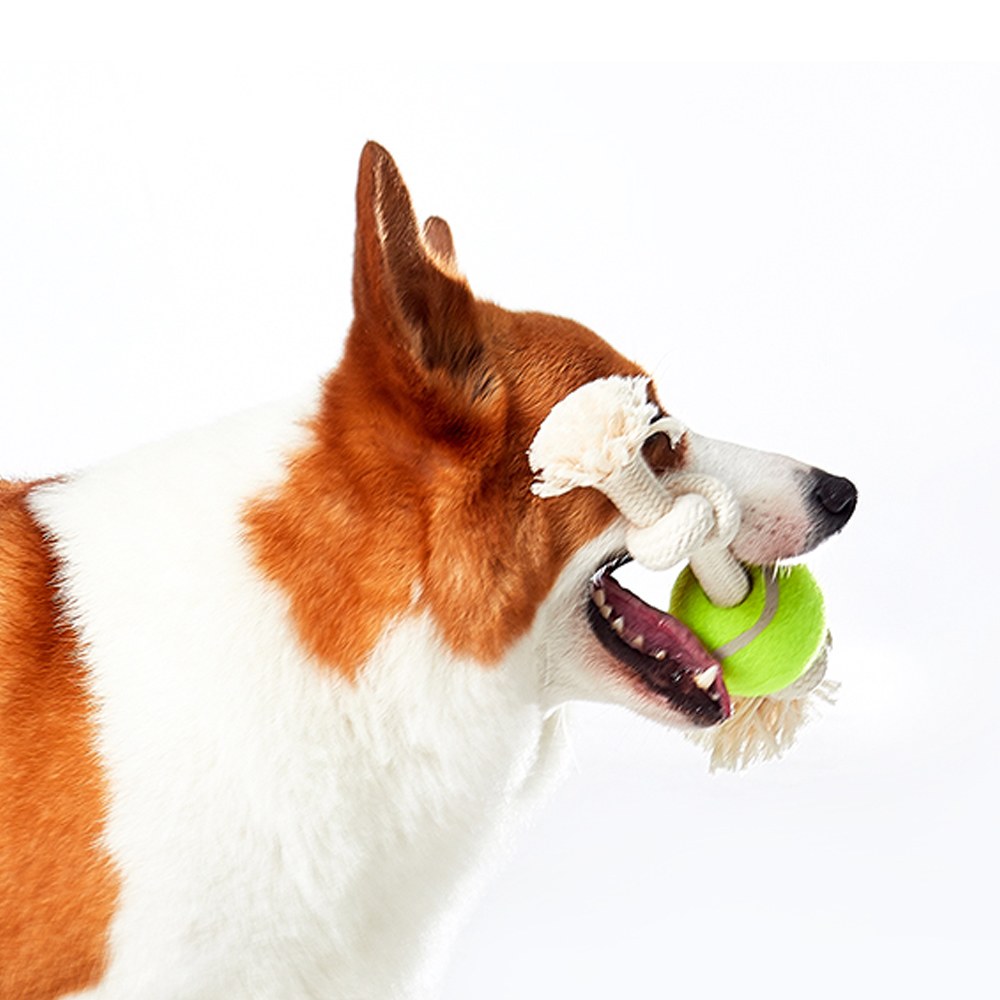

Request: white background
left=2, top=55, right=998, bottom=999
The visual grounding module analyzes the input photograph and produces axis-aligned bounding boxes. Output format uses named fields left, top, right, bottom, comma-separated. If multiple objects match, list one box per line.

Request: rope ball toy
left=528, top=375, right=838, bottom=770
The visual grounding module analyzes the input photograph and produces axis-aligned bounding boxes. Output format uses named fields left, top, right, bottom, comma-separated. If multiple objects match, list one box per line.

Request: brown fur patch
left=420, top=307, right=648, bottom=662
left=0, top=482, right=117, bottom=999
left=244, top=303, right=649, bottom=674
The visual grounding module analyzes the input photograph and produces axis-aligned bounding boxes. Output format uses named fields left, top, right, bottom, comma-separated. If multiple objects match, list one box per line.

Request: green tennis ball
left=669, top=564, right=826, bottom=698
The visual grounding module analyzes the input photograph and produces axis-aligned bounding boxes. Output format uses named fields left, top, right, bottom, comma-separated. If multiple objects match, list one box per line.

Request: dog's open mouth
left=587, top=558, right=731, bottom=726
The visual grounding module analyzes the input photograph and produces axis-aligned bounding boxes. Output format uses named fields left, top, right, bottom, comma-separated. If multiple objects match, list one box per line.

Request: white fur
left=683, top=431, right=816, bottom=564
left=31, top=392, right=565, bottom=1000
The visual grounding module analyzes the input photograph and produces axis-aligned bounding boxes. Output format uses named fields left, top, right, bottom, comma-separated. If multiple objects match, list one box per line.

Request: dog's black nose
left=812, top=472, right=858, bottom=520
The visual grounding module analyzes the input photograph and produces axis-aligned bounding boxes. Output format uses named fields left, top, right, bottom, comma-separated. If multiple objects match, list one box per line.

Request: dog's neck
left=31, top=391, right=563, bottom=998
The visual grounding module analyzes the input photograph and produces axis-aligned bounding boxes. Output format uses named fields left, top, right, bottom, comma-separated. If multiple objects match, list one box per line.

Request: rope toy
left=528, top=376, right=748, bottom=604
left=528, top=375, right=835, bottom=770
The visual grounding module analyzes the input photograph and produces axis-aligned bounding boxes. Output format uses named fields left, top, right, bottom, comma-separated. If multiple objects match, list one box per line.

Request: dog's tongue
left=590, top=567, right=731, bottom=721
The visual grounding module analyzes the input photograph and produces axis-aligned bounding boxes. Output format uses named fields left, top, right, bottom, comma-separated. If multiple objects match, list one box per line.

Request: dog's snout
left=809, top=470, right=858, bottom=534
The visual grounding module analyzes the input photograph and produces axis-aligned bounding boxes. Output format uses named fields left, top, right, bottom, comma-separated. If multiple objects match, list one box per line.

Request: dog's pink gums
left=589, top=567, right=731, bottom=723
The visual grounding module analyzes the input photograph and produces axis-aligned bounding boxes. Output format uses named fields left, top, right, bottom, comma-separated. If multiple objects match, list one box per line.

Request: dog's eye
left=642, top=430, right=682, bottom=476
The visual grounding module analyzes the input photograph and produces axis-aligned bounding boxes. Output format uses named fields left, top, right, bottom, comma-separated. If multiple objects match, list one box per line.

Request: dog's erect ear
left=422, top=216, right=459, bottom=273
left=352, top=142, right=484, bottom=390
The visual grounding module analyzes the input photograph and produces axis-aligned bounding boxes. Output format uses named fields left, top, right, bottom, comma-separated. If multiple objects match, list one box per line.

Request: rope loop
left=527, top=374, right=750, bottom=605
left=660, top=472, right=741, bottom=548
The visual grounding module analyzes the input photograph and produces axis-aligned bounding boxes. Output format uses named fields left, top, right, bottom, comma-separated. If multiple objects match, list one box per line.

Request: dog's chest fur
left=33, top=392, right=555, bottom=999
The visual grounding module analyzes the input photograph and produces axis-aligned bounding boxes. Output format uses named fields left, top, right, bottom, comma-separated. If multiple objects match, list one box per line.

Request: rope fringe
left=688, top=678, right=840, bottom=771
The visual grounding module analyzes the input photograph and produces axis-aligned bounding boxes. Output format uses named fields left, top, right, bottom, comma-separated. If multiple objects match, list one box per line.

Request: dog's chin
left=578, top=556, right=731, bottom=728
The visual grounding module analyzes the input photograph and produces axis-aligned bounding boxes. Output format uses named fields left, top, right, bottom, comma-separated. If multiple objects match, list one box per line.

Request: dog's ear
left=352, top=143, right=485, bottom=394
left=422, top=216, right=459, bottom=273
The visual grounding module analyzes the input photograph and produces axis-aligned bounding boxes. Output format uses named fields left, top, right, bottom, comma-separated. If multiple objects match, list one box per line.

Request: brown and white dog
left=0, top=143, right=856, bottom=1000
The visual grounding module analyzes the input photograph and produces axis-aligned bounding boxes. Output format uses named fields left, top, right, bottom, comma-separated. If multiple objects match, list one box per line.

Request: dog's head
left=248, top=143, right=856, bottom=729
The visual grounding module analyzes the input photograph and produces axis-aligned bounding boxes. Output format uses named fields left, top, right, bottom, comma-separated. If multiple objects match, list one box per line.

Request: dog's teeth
left=611, top=616, right=625, bottom=634
left=629, top=634, right=645, bottom=651
left=600, top=604, right=613, bottom=620
left=654, top=650, right=667, bottom=660
left=592, top=588, right=606, bottom=608
left=693, top=666, right=719, bottom=691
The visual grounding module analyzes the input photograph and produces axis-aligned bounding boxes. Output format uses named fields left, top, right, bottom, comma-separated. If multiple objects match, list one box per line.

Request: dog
left=0, top=143, right=856, bottom=999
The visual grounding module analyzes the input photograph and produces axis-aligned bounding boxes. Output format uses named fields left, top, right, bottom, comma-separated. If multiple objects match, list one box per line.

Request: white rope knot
left=528, top=375, right=750, bottom=607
